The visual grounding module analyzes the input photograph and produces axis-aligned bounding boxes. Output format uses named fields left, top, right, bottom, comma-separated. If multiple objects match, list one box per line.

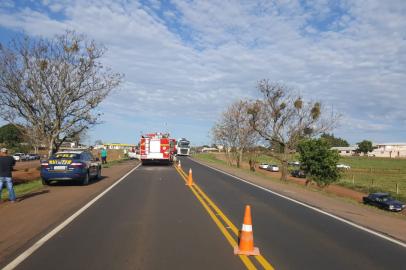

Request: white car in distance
left=266, top=164, right=280, bottom=172
left=337, top=163, right=351, bottom=169
left=259, top=163, right=270, bottom=169
left=13, top=153, right=28, bottom=161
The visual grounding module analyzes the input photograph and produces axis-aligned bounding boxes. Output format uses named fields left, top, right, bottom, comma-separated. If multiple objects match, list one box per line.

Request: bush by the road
left=297, top=139, right=340, bottom=187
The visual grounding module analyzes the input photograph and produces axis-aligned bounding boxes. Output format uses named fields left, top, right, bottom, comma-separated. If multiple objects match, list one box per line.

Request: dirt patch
left=0, top=160, right=139, bottom=267
left=193, top=156, right=406, bottom=244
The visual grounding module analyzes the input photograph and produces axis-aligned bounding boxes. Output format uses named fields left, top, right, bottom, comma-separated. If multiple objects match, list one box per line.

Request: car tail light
left=41, top=162, right=49, bottom=168
left=70, top=162, right=85, bottom=168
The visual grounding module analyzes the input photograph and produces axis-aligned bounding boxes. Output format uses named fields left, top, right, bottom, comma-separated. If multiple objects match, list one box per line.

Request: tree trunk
left=280, top=160, right=288, bottom=181
left=47, top=137, right=55, bottom=158
left=280, top=148, right=289, bottom=181
left=236, top=149, right=243, bottom=168
left=226, top=148, right=232, bottom=166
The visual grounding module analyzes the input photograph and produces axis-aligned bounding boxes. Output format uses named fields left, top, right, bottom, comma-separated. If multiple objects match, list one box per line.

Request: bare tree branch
left=248, top=80, right=340, bottom=180
left=0, top=30, right=123, bottom=156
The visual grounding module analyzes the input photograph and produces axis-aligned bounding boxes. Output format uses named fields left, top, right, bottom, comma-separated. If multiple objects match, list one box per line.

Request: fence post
left=352, top=175, right=355, bottom=185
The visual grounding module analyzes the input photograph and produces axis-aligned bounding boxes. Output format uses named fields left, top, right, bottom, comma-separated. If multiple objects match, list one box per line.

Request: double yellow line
left=174, top=165, right=275, bottom=270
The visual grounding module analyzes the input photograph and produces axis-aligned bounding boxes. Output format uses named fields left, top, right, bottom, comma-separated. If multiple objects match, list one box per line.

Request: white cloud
left=0, top=0, right=405, bottom=144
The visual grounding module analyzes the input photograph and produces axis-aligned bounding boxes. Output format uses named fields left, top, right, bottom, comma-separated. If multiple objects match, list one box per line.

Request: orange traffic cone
left=234, top=205, right=260, bottom=256
left=186, top=168, right=194, bottom=186
left=178, top=160, right=182, bottom=168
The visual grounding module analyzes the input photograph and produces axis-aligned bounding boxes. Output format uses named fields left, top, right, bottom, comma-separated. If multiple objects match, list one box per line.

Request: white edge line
left=189, top=158, right=406, bottom=249
left=3, top=163, right=141, bottom=270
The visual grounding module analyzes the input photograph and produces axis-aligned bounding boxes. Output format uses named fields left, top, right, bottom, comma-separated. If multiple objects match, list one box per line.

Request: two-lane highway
left=12, top=164, right=243, bottom=270
left=7, top=157, right=406, bottom=270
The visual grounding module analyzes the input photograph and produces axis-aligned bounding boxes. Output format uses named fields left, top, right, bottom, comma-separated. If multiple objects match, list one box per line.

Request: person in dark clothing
left=0, top=148, right=17, bottom=202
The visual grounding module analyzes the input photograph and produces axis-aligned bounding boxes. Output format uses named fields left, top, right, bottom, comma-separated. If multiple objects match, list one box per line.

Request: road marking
left=3, top=164, right=142, bottom=270
left=190, top=158, right=406, bottom=249
left=174, top=166, right=257, bottom=270
left=175, top=165, right=274, bottom=270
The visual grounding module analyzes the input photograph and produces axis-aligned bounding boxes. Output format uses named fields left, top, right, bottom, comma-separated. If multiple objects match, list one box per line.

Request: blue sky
left=0, top=0, right=405, bottom=146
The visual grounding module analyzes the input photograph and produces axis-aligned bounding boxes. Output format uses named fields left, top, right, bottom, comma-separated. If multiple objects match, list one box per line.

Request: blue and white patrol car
left=40, top=150, right=102, bottom=185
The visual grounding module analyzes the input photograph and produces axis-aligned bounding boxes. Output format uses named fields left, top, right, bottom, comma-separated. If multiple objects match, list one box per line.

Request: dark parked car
left=41, top=151, right=101, bottom=186
left=363, top=193, right=405, bottom=212
left=291, top=170, right=306, bottom=178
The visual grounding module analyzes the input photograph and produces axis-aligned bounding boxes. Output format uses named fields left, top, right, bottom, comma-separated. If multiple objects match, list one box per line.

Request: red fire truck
left=140, top=133, right=177, bottom=165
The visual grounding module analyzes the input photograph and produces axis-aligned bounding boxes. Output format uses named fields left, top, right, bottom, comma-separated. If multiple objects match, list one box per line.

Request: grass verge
left=102, top=158, right=130, bottom=168
left=1, top=179, right=43, bottom=201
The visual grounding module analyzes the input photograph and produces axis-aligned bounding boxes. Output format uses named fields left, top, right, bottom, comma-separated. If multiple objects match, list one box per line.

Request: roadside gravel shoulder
left=0, top=160, right=139, bottom=267
left=191, top=157, right=406, bottom=244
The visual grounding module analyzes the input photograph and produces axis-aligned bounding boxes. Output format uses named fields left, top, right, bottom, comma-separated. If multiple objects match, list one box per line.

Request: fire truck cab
left=140, top=133, right=176, bottom=165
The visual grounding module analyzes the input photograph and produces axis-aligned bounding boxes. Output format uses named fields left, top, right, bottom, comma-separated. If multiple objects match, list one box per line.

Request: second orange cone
left=234, top=205, right=260, bottom=256
left=186, top=168, right=194, bottom=186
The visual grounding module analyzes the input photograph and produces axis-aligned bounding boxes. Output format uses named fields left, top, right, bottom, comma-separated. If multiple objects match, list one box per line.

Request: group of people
left=0, top=148, right=16, bottom=203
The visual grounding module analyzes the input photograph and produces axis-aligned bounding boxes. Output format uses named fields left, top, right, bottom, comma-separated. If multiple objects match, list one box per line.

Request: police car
left=41, top=150, right=102, bottom=185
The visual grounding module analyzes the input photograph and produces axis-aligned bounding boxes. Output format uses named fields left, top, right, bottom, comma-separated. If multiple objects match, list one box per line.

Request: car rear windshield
left=50, top=153, right=81, bottom=160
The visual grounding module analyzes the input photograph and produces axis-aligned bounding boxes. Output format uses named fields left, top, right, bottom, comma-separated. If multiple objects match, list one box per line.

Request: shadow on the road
left=17, top=190, right=50, bottom=202
left=140, top=162, right=172, bottom=166
left=47, top=176, right=108, bottom=187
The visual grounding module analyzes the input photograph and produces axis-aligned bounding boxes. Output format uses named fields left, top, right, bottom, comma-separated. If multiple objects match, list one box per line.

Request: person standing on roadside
left=0, top=148, right=17, bottom=203
left=101, top=147, right=107, bottom=164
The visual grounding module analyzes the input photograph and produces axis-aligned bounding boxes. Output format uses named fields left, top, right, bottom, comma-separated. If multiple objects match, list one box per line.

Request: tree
left=0, top=123, right=23, bottom=147
left=94, top=139, right=104, bottom=145
left=320, top=133, right=349, bottom=147
left=356, top=140, right=373, bottom=155
left=297, top=139, right=341, bottom=187
left=0, top=31, right=122, bottom=156
left=212, top=100, right=258, bottom=168
left=248, top=80, right=338, bottom=181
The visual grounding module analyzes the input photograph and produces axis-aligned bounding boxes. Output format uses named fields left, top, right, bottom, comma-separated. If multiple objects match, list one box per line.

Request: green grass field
left=194, top=152, right=406, bottom=202
left=338, top=156, right=406, bottom=201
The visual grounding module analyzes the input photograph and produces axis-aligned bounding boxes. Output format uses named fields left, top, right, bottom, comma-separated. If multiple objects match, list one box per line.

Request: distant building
left=331, top=146, right=358, bottom=156
left=94, top=143, right=136, bottom=150
left=332, top=143, right=406, bottom=158
left=59, top=141, right=87, bottom=150
left=369, top=143, right=406, bottom=158
left=201, top=147, right=219, bottom=153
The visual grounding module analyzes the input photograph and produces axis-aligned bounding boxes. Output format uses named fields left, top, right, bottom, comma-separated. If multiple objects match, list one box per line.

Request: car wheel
left=82, top=172, right=90, bottom=186
left=96, top=167, right=102, bottom=180
left=42, top=178, right=50, bottom=186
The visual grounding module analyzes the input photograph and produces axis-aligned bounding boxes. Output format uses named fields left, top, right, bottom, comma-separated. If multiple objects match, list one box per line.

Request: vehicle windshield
left=178, top=142, right=190, bottom=147
left=380, top=196, right=394, bottom=202
left=50, top=153, right=81, bottom=160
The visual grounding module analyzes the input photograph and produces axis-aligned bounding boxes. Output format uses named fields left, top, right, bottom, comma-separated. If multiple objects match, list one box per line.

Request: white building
left=94, top=143, right=136, bottom=150
left=369, top=143, right=406, bottom=158
left=331, top=146, right=358, bottom=156
left=332, top=143, right=406, bottom=158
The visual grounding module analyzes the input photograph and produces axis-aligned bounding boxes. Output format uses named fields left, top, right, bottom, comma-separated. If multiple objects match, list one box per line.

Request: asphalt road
left=14, top=162, right=243, bottom=270
left=11, top=156, right=406, bottom=270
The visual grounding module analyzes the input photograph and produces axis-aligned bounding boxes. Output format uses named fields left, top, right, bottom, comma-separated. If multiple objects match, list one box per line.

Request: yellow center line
left=174, top=165, right=275, bottom=270
left=174, top=166, right=257, bottom=270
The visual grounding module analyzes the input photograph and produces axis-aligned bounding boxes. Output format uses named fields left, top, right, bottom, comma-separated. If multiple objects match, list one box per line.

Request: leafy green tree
left=0, top=124, right=23, bottom=148
left=356, top=140, right=373, bottom=155
left=297, top=139, right=341, bottom=187
left=320, top=133, right=349, bottom=147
